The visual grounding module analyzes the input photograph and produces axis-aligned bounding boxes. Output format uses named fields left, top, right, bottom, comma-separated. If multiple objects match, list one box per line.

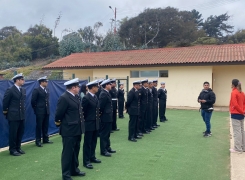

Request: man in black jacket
left=31, top=76, right=53, bottom=147
left=158, top=82, right=167, bottom=122
left=197, top=81, right=216, bottom=137
left=55, top=78, right=86, bottom=180
left=140, top=79, right=150, bottom=134
left=118, top=83, right=125, bottom=119
left=2, top=73, right=26, bottom=156
left=126, top=81, right=141, bottom=142
left=110, top=78, right=119, bottom=132
left=152, top=79, right=160, bottom=128
left=82, top=80, right=101, bottom=169
left=99, top=79, right=116, bottom=157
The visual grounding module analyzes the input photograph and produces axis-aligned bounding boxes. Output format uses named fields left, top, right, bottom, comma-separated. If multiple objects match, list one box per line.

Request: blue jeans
left=201, top=110, right=213, bottom=133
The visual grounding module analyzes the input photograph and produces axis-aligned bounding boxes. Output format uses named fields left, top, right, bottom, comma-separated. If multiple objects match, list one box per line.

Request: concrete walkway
left=229, top=118, right=245, bottom=180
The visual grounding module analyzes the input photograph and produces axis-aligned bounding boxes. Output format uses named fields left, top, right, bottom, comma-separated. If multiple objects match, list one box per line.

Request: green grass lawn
left=0, top=109, right=230, bottom=180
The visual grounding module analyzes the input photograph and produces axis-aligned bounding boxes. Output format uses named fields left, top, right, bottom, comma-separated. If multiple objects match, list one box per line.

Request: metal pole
left=72, top=74, right=75, bottom=79
left=106, top=75, right=108, bottom=79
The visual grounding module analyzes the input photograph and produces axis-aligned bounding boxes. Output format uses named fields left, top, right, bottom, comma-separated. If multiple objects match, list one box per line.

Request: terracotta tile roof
left=43, top=44, right=245, bottom=69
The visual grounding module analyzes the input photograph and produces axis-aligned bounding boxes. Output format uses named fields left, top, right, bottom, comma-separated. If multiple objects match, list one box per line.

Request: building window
left=159, top=70, right=168, bottom=77
left=130, top=70, right=168, bottom=78
left=130, top=71, right=140, bottom=78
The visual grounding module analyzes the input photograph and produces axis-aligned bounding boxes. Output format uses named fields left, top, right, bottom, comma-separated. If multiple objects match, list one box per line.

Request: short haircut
left=203, top=81, right=209, bottom=85
left=13, top=77, right=23, bottom=83
left=38, top=80, right=47, bottom=84
left=66, top=83, right=79, bottom=90
left=88, top=84, right=97, bottom=90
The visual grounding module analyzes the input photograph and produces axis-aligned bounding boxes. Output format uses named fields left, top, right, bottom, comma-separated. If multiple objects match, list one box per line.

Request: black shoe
left=142, top=131, right=150, bottom=134
left=108, top=149, right=116, bottom=153
left=128, top=138, right=137, bottom=142
left=84, top=163, right=93, bottom=169
left=43, top=141, right=53, bottom=144
left=153, top=125, right=158, bottom=128
left=138, top=133, right=144, bottom=136
left=72, top=171, right=86, bottom=176
left=113, top=128, right=120, bottom=131
left=150, top=127, right=155, bottom=130
left=10, top=151, right=21, bottom=156
left=90, top=158, right=101, bottom=163
left=110, top=131, right=114, bottom=133
left=160, top=120, right=165, bottom=123
left=203, top=131, right=212, bottom=135
left=156, top=124, right=160, bottom=127
left=101, top=152, right=111, bottom=157
left=135, top=136, right=142, bottom=139
left=36, top=142, right=43, bottom=147
left=164, top=119, right=168, bottom=121
left=17, top=149, right=25, bottom=154
left=203, top=132, right=212, bottom=137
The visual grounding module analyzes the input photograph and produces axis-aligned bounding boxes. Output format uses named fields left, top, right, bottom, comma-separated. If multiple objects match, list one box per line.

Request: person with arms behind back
left=229, top=79, right=245, bottom=153
left=197, top=81, right=216, bottom=137
left=55, top=78, right=86, bottom=180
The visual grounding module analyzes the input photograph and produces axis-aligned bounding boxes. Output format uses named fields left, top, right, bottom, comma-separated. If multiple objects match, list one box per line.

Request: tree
left=59, top=32, right=85, bottom=57
left=202, top=13, right=234, bottom=38
left=77, top=22, right=103, bottom=52
left=119, top=7, right=203, bottom=48
left=0, top=26, right=21, bottom=40
left=102, top=32, right=123, bottom=51
left=226, top=29, right=245, bottom=44
left=191, top=9, right=203, bottom=28
left=24, top=24, right=59, bottom=59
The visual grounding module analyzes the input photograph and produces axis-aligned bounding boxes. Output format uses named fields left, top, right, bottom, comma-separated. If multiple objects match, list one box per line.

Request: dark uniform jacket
left=55, top=91, right=85, bottom=137
left=140, top=87, right=148, bottom=111
left=117, top=88, right=125, bottom=102
left=96, top=86, right=102, bottom=98
left=126, top=88, right=140, bottom=116
left=197, top=88, right=216, bottom=110
left=152, top=86, right=158, bottom=106
left=109, top=87, right=118, bottom=110
left=31, top=86, right=50, bottom=115
left=148, top=88, right=153, bottom=107
left=82, top=93, right=100, bottom=131
left=99, top=89, right=113, bottom=122
left=158, top=88, right=167, bottom=101
left=3, top=85, right=26, bottom=121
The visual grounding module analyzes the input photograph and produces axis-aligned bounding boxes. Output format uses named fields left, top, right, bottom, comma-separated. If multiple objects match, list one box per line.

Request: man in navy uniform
left=152, top=79, right=160, bottom=128
left=3, top=73, right=26, bottom=156
left=109, top=78, right=119, bottom=132
left=126, top=80, right=141, bottom=142
left=158, top=82, right=168, bottom=122
left=55, top=78, right=86, bottom=180
left=99, top=79, right=116, bottom=157
left=31, top=76, right=53, bottom=147
left=117, top=82, right=125, bottom=119
left=82, top=80, right=101, bottom=169
left=140, top=79, right=150, bottom=134
left=146, top=80, right=154, bottom=131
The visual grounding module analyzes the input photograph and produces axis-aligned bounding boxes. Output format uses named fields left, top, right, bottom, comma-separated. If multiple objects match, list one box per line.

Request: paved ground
left=229, top=118, right=245, bottom=180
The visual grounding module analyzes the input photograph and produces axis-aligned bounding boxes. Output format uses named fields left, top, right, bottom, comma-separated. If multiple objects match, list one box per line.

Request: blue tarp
left=0, top=80, right=87, bottom=148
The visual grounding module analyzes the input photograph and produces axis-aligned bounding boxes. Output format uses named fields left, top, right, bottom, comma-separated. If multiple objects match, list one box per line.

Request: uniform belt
left=112, top=98, right=117, bottom=100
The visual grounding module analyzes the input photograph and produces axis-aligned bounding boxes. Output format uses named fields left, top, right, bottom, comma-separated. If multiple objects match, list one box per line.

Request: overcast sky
left=0, top=0, right=244, bottom=39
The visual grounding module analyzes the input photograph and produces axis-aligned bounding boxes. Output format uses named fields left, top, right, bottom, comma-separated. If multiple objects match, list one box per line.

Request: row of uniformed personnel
left=126, top=79, right=168, bottom=142
left=2, top=74, right=53, bottom=157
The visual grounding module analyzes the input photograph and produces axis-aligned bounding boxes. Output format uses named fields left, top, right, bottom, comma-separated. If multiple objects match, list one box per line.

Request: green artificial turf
left=0, top=109, right=230, bottom=180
